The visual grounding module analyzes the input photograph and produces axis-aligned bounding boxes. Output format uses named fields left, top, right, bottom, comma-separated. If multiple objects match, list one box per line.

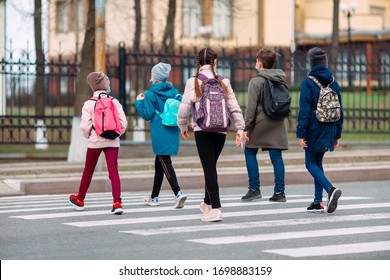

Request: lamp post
left=340, top=2, right=357, bottom=87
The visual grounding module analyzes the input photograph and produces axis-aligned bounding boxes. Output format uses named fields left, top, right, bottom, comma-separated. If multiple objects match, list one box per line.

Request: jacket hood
left=148, top=82, right=179, bottom=101
left=308, top=64, right=334, bottom=85
left=257, top=69, right=286, bottom=83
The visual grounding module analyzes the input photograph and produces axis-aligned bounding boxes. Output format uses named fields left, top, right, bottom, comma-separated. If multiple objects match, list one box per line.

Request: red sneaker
left=69, top=194, right=84, bottom=211
left=111, top=202, right=123, bottom=215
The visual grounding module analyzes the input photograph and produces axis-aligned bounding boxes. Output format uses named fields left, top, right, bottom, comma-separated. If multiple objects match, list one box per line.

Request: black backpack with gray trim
left=262, top=78, right=291, bottom=120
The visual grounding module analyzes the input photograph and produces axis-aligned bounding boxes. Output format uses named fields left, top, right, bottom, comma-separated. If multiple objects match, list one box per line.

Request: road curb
left=2, top=162, right=389, bottom=196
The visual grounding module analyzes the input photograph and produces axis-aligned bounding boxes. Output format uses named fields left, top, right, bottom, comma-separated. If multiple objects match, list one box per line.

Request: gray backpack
left=308, top=75, right=341, bottom=123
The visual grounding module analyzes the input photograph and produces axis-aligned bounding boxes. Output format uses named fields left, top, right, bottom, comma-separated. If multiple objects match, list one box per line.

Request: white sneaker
left=201, top=208, right=223, bottom=222
left=174, top=191, right=187, bottom=209
left=199, top=202, right=211, bottom=215
left=143, top=196, right=159, bottom=206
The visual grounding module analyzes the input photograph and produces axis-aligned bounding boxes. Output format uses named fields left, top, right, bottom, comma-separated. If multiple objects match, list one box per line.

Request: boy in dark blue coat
left=135, top=62, right=187, bottom=208
left=296, top=47, right=344, bottom=213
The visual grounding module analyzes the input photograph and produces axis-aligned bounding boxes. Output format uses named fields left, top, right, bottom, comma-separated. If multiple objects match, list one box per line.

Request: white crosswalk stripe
left=61, top=202, right=390, bottom=227
left=121, top=213, right=390, bottom=236
left=263, top=241, right=390, bottom=257
left=2, top=191, right=390, bottom=259
left=187, top=225, right=390, bottom=245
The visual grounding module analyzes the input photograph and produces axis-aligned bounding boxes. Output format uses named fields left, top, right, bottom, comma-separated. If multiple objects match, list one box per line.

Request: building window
left=57, top=1, right=69, bottom=33
left=60, top=67, right=68, bottom=96
left=183, top=0, right=232, bottom=38
left=213, top=0, right=232, bottom=38
left=183, top=0, right=202, bottom=37
left=370, top=5, right=385, bottom=29
left=77, top=0, right=84, bottom=29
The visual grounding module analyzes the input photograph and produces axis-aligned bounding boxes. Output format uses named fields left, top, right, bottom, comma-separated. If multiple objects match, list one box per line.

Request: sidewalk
left=1, top=141, right=389, bottom=196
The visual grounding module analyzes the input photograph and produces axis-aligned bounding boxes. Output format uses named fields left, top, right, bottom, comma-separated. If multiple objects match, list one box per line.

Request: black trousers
left=194, top=131, right=226, bottom=208
left=151, top=155, right=180, bottom=198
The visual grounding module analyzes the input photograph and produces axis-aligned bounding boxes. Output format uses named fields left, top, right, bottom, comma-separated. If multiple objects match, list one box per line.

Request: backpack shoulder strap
left=90, top=92, right=110, bottom=101
left=196, top=73, right=209, bottom=82
left=307, top=75, right=323, bottom=89
left=327, top=76, right=335, bottom=87
left=98, top=92, right=109, bottom=99
left=195, top=73, right=224, bottom=82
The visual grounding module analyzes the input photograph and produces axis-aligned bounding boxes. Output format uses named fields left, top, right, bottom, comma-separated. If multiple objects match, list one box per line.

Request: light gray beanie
left=151, top=62, right=171, bottom=83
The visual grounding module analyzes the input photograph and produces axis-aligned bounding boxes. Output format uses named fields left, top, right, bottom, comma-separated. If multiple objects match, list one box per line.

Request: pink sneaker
left=199, top=202, right=211, bottom=215
left=201, top=208, right=223, bottom=222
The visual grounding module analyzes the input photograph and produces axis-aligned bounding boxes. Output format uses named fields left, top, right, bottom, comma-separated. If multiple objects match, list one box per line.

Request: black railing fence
left=1, top=41, right=389, bottom=144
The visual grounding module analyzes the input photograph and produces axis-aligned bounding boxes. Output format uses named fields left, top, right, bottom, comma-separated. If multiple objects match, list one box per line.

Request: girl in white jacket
left=177, top=48, right=244, bottom=222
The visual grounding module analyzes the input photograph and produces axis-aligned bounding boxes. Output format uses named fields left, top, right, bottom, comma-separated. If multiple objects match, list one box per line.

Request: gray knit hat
left=308, top=47, right=328, bottom=68
left=86, top=72, right=110, bottom=92
left=151, top=62, right=171, bottom=83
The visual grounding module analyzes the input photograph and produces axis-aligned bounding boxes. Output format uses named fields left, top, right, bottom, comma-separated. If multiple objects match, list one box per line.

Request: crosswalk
left=2, top=190, right=390, bottom=259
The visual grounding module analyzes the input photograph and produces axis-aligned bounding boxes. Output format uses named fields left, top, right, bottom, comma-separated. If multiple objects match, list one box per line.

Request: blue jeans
left=244, top=147, right=285, bottom=193
left=304, top=149, right=332, bottom=203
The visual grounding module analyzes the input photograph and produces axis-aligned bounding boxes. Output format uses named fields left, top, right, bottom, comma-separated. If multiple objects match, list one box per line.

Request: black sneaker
left=269, top=192, right=286, bottom=202
left=241, top=189, right=262, bottom=201
left=327, top=186, right=342, bottom=213
left=307, top=202, right=325, bottom=213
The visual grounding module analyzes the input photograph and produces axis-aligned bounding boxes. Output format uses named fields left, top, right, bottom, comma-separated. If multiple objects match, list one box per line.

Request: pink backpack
left=90, top=93, right=122, bottom=139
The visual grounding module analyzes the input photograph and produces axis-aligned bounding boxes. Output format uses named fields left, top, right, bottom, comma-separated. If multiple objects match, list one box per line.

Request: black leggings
left=151, top=155, right=180, bottom=198
left=194, top=131, right=226, bottom=208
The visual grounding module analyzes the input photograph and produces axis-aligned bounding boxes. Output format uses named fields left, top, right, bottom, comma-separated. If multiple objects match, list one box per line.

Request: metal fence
left=1, top=41, right=389, bottom=144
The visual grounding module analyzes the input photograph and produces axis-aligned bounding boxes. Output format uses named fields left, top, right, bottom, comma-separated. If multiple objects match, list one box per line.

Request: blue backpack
left=155, top=94, right=181, bottom=126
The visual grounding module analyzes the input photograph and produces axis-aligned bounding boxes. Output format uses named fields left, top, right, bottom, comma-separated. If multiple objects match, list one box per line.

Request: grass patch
left=0, top=144, right=69, bottom=155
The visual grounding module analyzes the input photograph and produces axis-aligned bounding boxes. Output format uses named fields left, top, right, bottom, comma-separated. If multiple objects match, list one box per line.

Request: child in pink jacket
left=69, top=72, right=128, bottom=214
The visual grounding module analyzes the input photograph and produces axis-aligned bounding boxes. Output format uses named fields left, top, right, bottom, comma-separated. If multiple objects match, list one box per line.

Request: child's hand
left=299, top=138, right=307, bottom=148
left=181, top=130, right=189, bottom=140
left=136, top=93, right=145, bottom=101
left=236, top=131, right=243, bottom=148
left=334, top=139, right=340, bottom=148
left=243, top=131, right=250, bottom=142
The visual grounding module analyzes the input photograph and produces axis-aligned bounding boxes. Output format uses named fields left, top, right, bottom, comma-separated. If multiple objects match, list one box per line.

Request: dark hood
left=257, top=69, right=286, bottom=83
left=308, top=64, right=334, bottom=85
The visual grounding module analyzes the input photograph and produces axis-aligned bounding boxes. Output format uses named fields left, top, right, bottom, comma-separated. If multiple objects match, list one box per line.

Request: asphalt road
left=1, top=180, right=389, bottom=279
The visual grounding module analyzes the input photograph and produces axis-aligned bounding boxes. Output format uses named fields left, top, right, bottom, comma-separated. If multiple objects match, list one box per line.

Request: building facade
left=47, top=0, right=390, bottom=56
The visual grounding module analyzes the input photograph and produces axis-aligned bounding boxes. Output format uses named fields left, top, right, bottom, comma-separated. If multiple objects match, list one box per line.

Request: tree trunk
left=34, top=0, right=44, bottom=117
left=133, top=0, right=142, bottom=93
left=68, top=0, right=95, bottom=162
left=162, top=0, right=176, bottom=53
left=132, top=0, right=146, bottom=142
left=329, top=0, right=340, bottom=71
left=74, top=0, right=96, bottom=115
left=34, top=0, right=48, bottom=149
left=133, top=0, right=141, bottom=52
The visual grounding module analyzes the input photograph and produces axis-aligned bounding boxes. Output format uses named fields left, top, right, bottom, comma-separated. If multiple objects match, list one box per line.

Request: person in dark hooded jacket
left=296, top=47, right=344, bottom=214
left=241, top=48, right=288, bottom=203
left=135, top=62, right=187, bottom=209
